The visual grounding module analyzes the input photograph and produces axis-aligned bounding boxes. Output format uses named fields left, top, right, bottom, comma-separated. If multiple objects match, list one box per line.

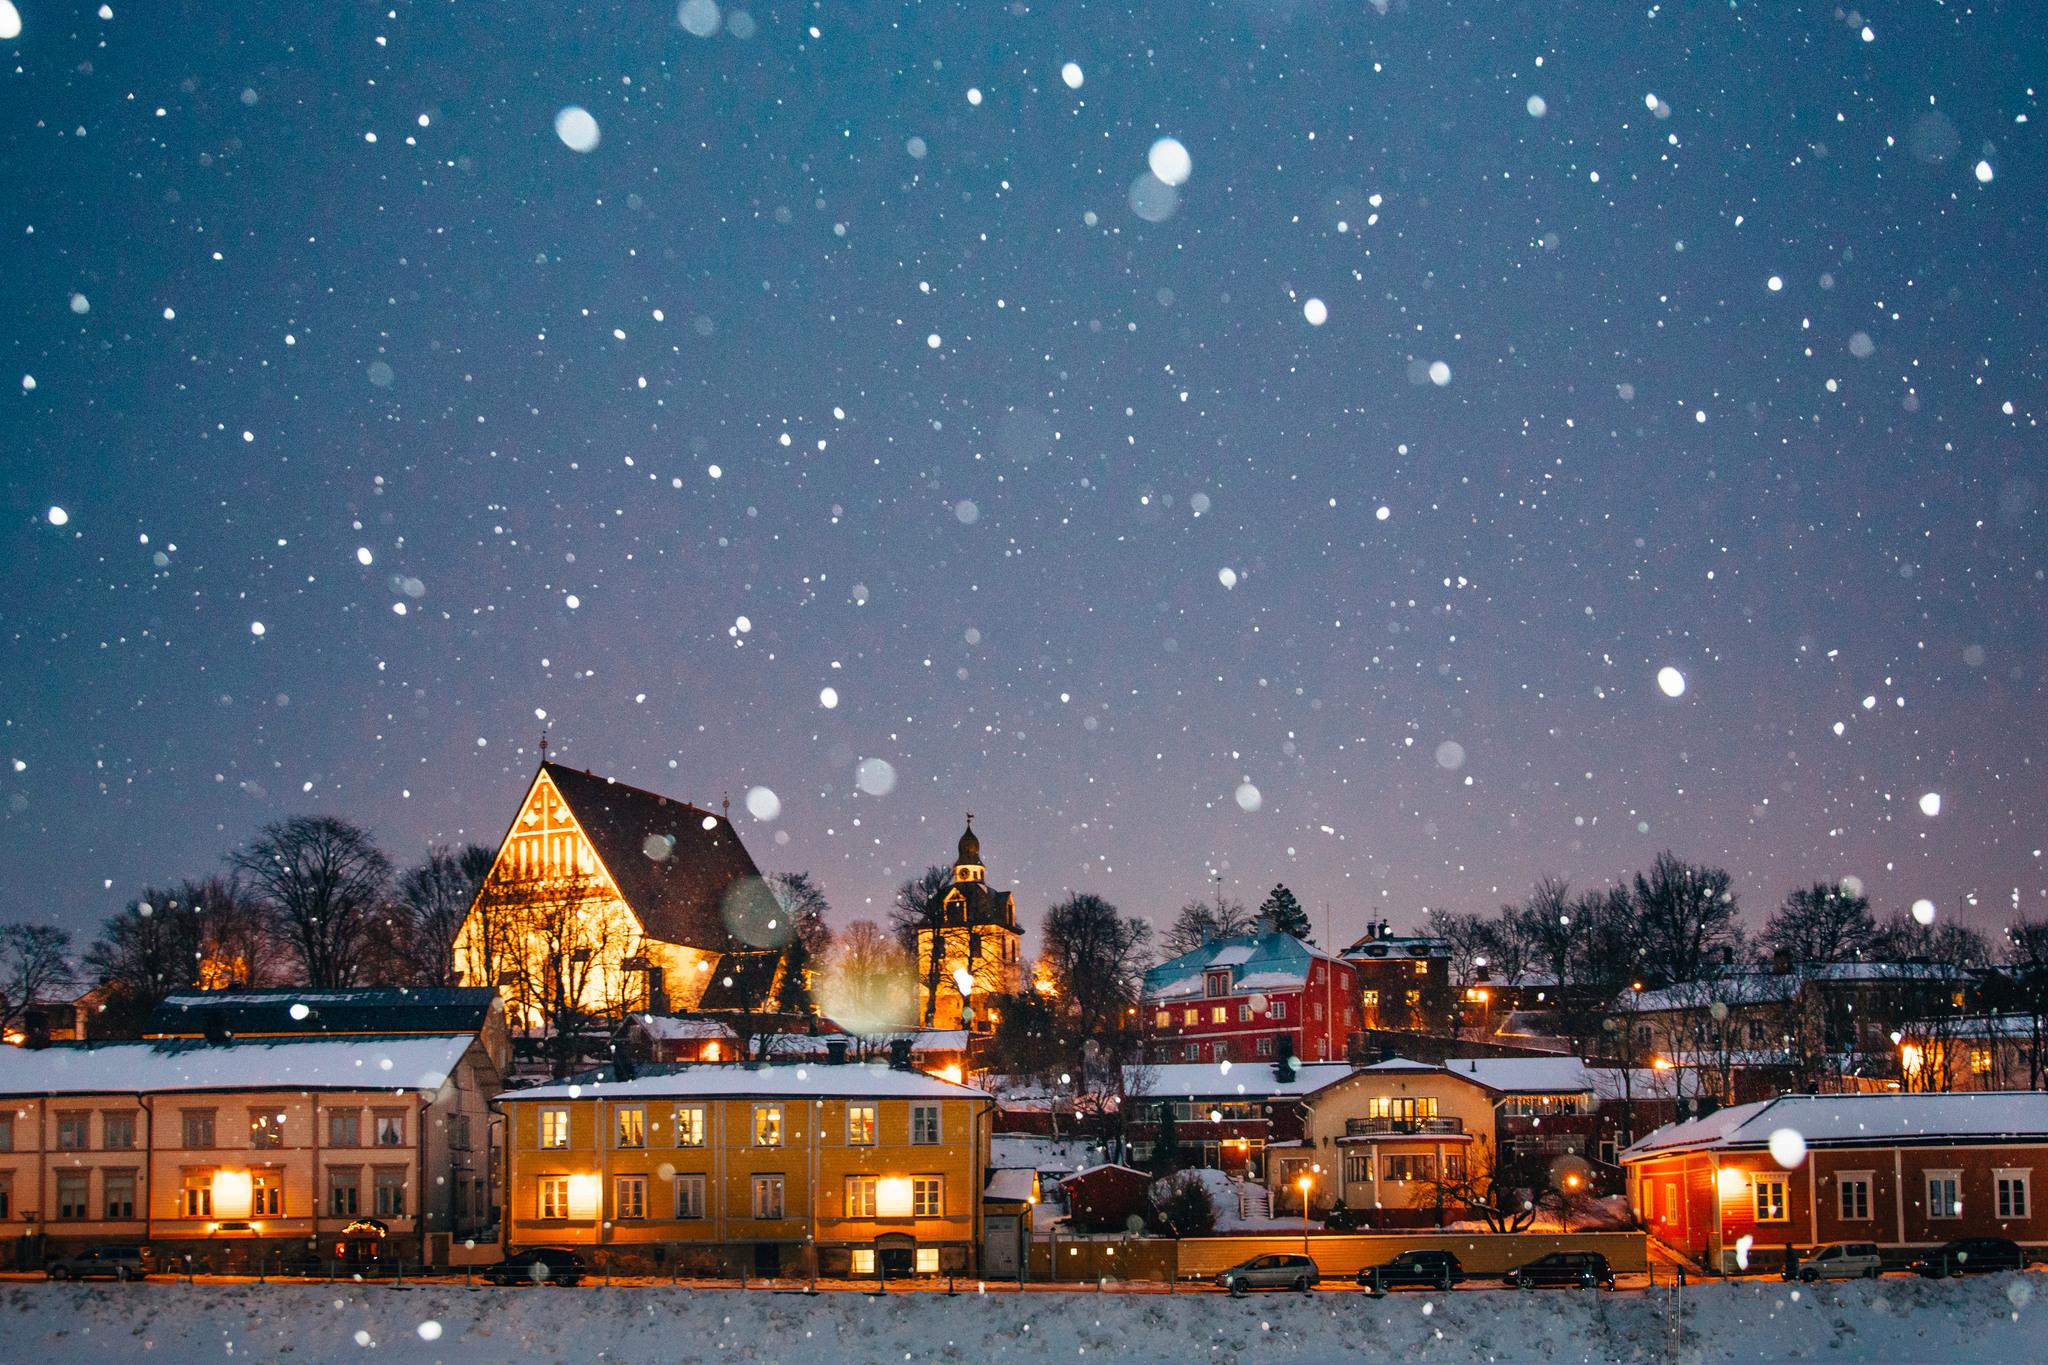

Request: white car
left=1798, top=1242, right=1883, bottom=1281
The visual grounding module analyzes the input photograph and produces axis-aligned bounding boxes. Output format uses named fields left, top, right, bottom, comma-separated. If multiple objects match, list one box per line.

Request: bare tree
left=82, top=878, right=280, bottom=1035
left=393, top=844, right=496, bottom=986
left=1630, top=852, right=1739, bottom=987
left=1763, top=882, right=1876, bottom=966
left=1160, top=890, right=1252, bottom=958
left=1038, top=892, right=1152, bottom=1078
left=2004, top=920, right=2048, bottom=1090
left=815, top=918, right=918, bottom=1038
left=0, top=924, right=74, bottom=1038
left=229, top=816, right=392, bottom=989
left=1876, top=913, right=1990, bottom=1092
left=470, top=870, right=623, bottom=1076
left=887, top=865, right=951, bottom=1026
left=1420, top=1135, right=1541, bottom=1233
left=768, top=870, right=834, bottom=1016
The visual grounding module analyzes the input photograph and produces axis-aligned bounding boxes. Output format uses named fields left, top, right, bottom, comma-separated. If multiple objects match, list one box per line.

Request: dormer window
left=1205, top=969, right=1232, bottom=998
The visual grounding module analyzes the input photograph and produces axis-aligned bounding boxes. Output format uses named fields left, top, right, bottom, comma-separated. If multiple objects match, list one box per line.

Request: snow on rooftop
left=505, top=1062, right=992, bottom=1104
left=1126, top=1060, right=1352, bottom=1099
left=0, top=1035, right=477, bottom=1097
left=1622, top=1090, right=2048, bottom=1162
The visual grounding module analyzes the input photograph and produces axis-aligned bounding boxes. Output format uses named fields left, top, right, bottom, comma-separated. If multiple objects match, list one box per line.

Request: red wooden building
left=1623, top=1091, right=2048, bottom=1272
left=1140, top=931, right=1357, bottom=1065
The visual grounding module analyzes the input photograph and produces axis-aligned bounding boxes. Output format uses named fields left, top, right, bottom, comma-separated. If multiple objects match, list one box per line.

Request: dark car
left=45, top=1245, right=147, bottom=1281
left=1359, top=1250, right=1466, bottom=1291
left=1911, top=1238, right=2025, bottom=1278
left=1503, top=1251, right=1617, bottom=1290
left=1214, top=1253, right=1319, bottom=1295
left=483, top=1247, right=587, bottom=1286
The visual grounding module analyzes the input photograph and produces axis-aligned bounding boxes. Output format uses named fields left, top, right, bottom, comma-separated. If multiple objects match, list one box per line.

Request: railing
left=1344, top=1116, right=1464, bottom=1136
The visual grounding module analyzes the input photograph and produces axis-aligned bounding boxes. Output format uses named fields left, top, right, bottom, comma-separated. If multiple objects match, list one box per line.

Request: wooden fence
left=1030, top=1230, right=1648, bottom=1283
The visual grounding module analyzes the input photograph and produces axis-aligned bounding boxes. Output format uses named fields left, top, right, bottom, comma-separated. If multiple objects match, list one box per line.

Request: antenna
left=538, top=732, right=549, bottom=762
left=722, top=792, right=730, bottom=821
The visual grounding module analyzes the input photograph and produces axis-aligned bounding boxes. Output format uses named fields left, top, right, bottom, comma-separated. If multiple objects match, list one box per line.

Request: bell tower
left=917, top=816, right=1022, bottom=1031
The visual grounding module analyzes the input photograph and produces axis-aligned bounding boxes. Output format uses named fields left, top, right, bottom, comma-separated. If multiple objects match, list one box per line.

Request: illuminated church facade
left=916, top=819, right=1023, bottom=1032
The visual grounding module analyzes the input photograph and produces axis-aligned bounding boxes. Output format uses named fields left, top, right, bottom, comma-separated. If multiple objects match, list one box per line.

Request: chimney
left=611, top=1040, right=638, bottom=1083
left=202, top=1010, right=233, bottom=1046
left=647, top=966, right=670, bottom=1017
left=23, top=1009, right=50, bottom=1050
left=1272, top=1033, right=1296, bottom=1081
left=888, top=1038, right=914, bottom=1072
left=826, top=1038, right=849, bottom=1066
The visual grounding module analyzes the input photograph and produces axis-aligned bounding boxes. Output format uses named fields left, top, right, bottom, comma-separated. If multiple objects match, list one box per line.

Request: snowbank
left=6, top=1274, right=2044, bottom=1364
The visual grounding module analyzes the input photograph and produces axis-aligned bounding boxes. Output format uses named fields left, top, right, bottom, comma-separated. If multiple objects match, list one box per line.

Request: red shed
left=1059, top=1164, right=1156, bottom=1233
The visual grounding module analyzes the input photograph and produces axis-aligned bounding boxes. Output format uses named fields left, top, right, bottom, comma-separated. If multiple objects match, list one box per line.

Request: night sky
left=4, top=1, right=2043, bottom=953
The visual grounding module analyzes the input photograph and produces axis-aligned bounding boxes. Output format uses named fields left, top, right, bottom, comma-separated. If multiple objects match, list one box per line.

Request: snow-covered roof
left=631, top=1015, right=739, bottom=1042
left=1141, top=931, right=1343, bottom=1002
left=504, top=1061, right=993, bottom=1104
left=1622, top=1091, right=2048, bottom=1162
left=1436, top=1056, right=1601, bottom=1095
left=983, top=1168, right=1039, bottom=1202
left=0, top=1034, right=478, bottom=1097
left=1060, top=1163, right=1151, bottom=1186
left=1619, top=962, right=1968, bottom=1014
left=1125, top=1060, right=1352, bottom=1100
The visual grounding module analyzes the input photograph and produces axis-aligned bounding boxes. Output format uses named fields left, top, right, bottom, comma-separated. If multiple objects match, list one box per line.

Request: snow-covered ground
left=5, top=1274, right=2043, bottom=1364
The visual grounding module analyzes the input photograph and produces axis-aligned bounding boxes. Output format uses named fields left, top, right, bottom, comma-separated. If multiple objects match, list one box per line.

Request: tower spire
left=538, top=731, right=549, bottom=763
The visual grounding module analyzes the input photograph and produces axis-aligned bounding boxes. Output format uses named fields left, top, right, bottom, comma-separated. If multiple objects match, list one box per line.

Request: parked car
left=1358, top=1250, right=1466, bottom=1291
left=1215, top=1253, right=1320, bottom=1295
left=1796, top=1242, right=1884, bottom=1282
left=1912, top=1238, right=2025, bottom=1278
left=45, top=1246, right=147, bottom=1281
left=483, top=1247, right=587, bottom=1286
left=1502, top=1251, right=1617, bottom=1290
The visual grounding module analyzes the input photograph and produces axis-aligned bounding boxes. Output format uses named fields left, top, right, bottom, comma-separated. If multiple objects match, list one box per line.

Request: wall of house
left=502, top=1090, right=990, bottom=1275
left=1281, top=1071, right=1495, bottom=1224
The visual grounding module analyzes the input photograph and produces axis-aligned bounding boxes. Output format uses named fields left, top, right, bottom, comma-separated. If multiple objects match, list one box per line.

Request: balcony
left=1344, top=1116, right=1464, bottom=1137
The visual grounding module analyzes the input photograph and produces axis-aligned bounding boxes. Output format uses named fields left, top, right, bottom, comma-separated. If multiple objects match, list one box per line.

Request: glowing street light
left=1296, top=1172, right=1314, bottom=1254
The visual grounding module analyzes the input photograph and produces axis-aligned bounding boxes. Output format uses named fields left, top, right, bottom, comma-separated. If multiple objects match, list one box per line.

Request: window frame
left=673, top=1104, right=707, bottom=1148
left=1996, top=1168, right=2030, bottom=1221
left=102, top=1111, right=138, bottom=1151
left=180, top=1109, right=216, bottom=1150
left=614, top=1173, right=647, bottom=1220
left=847, top=1104, right=878, bottom=1146
left=910, top=1104, right=941, bottom=1145
left=1753, top=1177, right=1789, bottom=1223
left=751, top=1173, right=786, bottom=1220
left=1836, top=1171, right=1872, bottom=1222
left=327, top=1109, right=362, bottom=1148
left=372, top=1167, right=406, bottom=1217
left=673, top=1173, right=706, bottom=1219
left=615, top=1105, right=646, bottom=1150
left=912, top=1175, right=942, bottom=1218
left=753, top=1104, right=785, bottom=1148
left=103, top=1168, right=137, bottom=1220
left=539, top=1107, right=571, bottom=1150
left=539, top=1175, right=570, bottom=1220
left=1927, top=1170, right=1963, bottom=1220
left=329, top=1168, right=361, bottom=1217
left=845, top=1174, right=878, bottom=1217
left=55, top=1171, right=89, bottom=1220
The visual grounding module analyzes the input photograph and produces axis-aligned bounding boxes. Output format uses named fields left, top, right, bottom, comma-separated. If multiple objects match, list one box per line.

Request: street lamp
left=1295, top=1173, right=1313, bottom=1255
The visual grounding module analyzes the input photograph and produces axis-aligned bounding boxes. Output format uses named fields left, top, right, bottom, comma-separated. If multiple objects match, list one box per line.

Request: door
left=983, top=1215, right=1019, bottom=1278
left=753, top=1243, right=781, bottom=1278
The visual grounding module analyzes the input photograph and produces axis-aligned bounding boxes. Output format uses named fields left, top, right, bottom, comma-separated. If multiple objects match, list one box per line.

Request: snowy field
left=4, top=1275, right=2043, bottom=1364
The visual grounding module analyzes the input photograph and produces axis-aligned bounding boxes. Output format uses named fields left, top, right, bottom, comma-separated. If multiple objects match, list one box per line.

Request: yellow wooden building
left=499, top=1062, right=996, bottom=1277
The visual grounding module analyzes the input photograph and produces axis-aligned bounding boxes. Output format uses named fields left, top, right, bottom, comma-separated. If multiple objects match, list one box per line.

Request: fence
left=1028, top=1230, right=1647, bottom=1283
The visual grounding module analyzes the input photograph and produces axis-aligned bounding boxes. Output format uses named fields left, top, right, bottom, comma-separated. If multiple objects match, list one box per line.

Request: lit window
left=846, top=1174, right=878, bottom=1217
left=674, top=1174, right=705, bottom=1219
left=250, top=1112, right=285, bottom=1150
left=1971, top=1048, right=1994, bottom=1076
left=1997, top=1171, right=2030, bottom=1220
left=180, top=1177, right=212, bottom=1218
left=540, top=1176, right=570, bottom=1219
left=751, top=1174, right=785, bottom=1220
left=913, top=1176, right=942, bottom=1217
left=540, top=1108, right=571, bottom=1149
left=674, top=1105, right=706, bottom=1147
left=1154, top=1011, right=1170, bottom=1029
left=1211, top=1005, right=1227, bottom=1024
left=754, top=1105, right=784, bottom=1147
left=1754, top=1179, right=1788, bottom=1223
left=252, top=1173, right=282, bottom=1217
left=850, top=1248, right=876, bottom=1275
left=848, top=1105, right=878, bottom=1146
left=911, top=1105, right=941, bottom=1145
left=915, top=1247, right=941, bottom=1274
left=614, top=1174, right=647, bottom=1219
left=1183, top=1008, right=1197, bottom=1026
left=616, top=1106, right=646, bottom=1149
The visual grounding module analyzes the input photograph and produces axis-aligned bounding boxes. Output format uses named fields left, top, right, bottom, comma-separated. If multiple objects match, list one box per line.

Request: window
left=616, top=1106, right=646, bottom=1149
left=1256, top=1037, right=1273, bottom=1057
left=1928, top=1173, right=1962, bottom=1219
left=103, top=1112, right=137, bottom=1151
left=1838, top=1174, right=1872, bottom=1221
left=1238, top=1002, right=1252, bottom=1022
left=0, top=1114, right=11, bottom=1151
left=252, top=1172, right=282, bottom=1217
left=1270, top=1000, right=1287, bottom=1020
left=104, top=1170, right=136, bottom=1220
left=674, top=1173, right=706, bottom=1219
left=674, top=1105, right=706, bottom=1147
left=754, top=1105, right=784, bottom=1147
left=540, top=1108, right=571, bottom=1149
left=1362, top=989, right=1380, bottom=1011
left=1206, top=970, right=1230, bottom=998
left=1997, top=1170, right=2030, bottom=1220
left=329, top=1168, right=361, bottom=1217
left=850, top=1248, right=876, bottom=1276
left=751, top=1174, right=785, bottom=1220
left=915, top=1247, right=941, bottom=1274
left=328, top=1110, right=361, bottom=1148
left=1183, top=1042, right=1199, bottom=1061
left=55, top=1112, right=89, bottom=1151
left=913, top=1176, right=942, bottom=1217
left=374, top=1169, right=406, bottom=1217
left=1154, top=1010, right=1170, bottom=1029
left=1312, top=1001, right=1324, bottom=1021
left=56, top=1172, right=88, bottom=1220
left=539, top=1176, right=569, bottom=1220
left=911, top=1104, right=941, bottom=1145
left=0, top=1173, right=10, bottom=1217
left=374, top=1113, right=405, bottom=1147
left=847, top=1104, right=877, bottom=1146
left=449, top=1114, right=472, bottom=1150
left=1211, top=1005, right=1227, bottom=1024
left=846, top=1174, right=878, bottom=1217
left=182, top=1110, right=216, bottom=1149
left=1972, top=1047, right=1994, bottom=1076
left=1382, top=1154, right=1435, bottom=1183
left=614, top=1174, right=647, bottom=1219
left=1183, top=1007, right=1197, bottom=1026
left=181, top=1176, right=212, bottom=1218
left=1343, top=1152, right=1372, bottom=1183
left=1754, top=1179, right=1788, bottom=1223
left=250, top=1111, right=285, bottom=1149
